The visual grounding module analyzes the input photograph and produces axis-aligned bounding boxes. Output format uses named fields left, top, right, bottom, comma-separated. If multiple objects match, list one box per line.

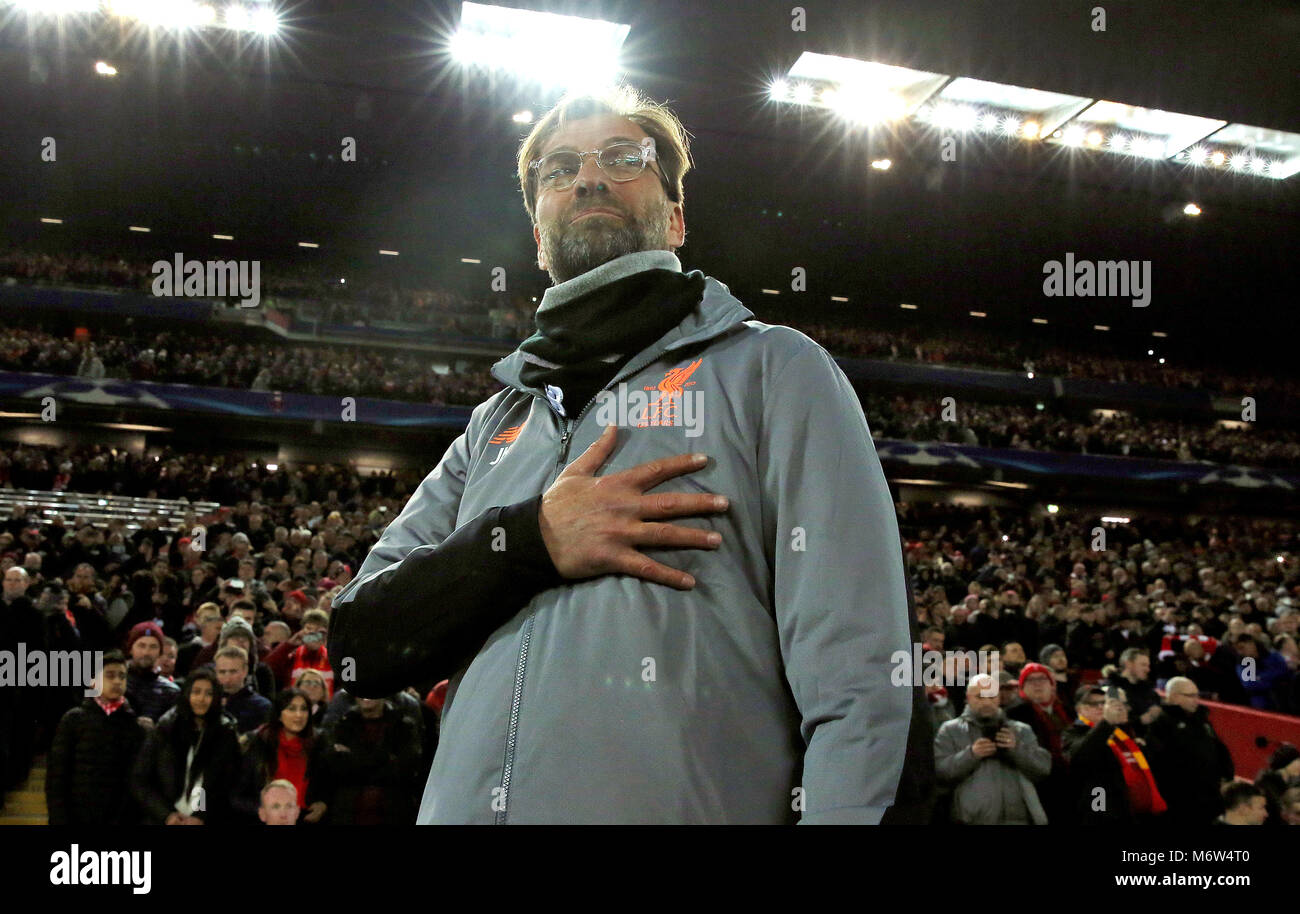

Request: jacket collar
left=492, top=252, right=753, bottom=394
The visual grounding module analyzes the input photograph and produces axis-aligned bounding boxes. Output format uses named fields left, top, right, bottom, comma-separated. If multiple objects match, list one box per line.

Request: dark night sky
left=1, top=0, right=1296, bottom=369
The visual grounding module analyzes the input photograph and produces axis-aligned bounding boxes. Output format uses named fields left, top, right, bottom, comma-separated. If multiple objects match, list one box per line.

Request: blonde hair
left=516, top=84, right=693, bottom=226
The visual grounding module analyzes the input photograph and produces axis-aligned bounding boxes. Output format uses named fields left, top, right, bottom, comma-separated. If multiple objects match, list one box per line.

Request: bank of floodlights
left=770, top=51, right=1299, bottom=179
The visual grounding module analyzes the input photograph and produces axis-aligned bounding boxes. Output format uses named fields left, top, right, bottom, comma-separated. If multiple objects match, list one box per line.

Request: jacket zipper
left=495, top=345, right=694, bottom=823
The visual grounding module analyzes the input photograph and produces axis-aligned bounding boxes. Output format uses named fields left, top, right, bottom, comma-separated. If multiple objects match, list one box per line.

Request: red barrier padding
left=1198, top=697, right=1300, bottom=779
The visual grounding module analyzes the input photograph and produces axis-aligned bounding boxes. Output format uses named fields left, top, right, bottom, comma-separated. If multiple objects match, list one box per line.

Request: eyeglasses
left=531, top=138, right=669, bottom=195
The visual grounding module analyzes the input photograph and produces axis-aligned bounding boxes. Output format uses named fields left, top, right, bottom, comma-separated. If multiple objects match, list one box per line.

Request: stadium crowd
left=3, top=321, right=1298, bottom=470
left=0, top=448, right=1297, bottom=823
left=5, top=244, right=1300, bottom=409
left=863, top=391, right=1300, bottom=470
left=0, top=324, right=501, bottom=407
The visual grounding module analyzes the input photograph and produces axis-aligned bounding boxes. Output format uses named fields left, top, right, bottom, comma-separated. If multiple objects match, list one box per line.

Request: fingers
left=639, top=491, right=730, bottom=520
left=632, top=521, right=722, bottom=551
left=610, top=551, right=696, bottom=591
left=561, top=424, right=618, bottom=478
left=619, top=451, right=710, bottom=491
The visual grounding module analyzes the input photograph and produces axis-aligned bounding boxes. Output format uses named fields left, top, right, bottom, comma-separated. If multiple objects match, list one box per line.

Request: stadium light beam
left=452, top=2, right=629, bottom=91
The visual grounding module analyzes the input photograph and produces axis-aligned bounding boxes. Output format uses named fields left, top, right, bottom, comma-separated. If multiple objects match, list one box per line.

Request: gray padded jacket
left=331, top=251, right=912, bottom=823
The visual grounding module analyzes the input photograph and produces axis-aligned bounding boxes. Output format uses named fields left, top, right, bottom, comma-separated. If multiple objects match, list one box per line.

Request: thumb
left=561, top=424, right=617, bottom=478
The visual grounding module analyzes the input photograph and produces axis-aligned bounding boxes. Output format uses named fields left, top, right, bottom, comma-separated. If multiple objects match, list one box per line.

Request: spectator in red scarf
left=1007, top=662, right=1073, bottom=823
left=265, top=609, right=333, bottom=697
left=234, top=688, right=328, bottom=824
left=1063, top=684, right=1167, bottom=824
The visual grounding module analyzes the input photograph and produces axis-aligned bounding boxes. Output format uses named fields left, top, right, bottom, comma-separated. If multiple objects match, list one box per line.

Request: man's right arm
left=328, top=426, right=563, bottom=698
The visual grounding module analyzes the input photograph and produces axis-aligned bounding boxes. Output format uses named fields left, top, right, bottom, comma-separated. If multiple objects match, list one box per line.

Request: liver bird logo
left=489, top=423, right=524, bottom=445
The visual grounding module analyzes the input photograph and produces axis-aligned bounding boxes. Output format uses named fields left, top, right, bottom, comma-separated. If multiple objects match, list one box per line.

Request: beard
left=537, top=194, right=674, bottom=285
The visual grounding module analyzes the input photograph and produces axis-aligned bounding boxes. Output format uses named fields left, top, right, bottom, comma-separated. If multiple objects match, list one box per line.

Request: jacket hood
left=492, top=250, right=753, bottom=394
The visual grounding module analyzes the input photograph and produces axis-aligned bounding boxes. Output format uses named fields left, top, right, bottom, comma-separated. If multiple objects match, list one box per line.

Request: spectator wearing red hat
left=281, top=589, right=310, bottom=630
left=124, top=621, right=181, bottom=728
left=1007, top=662, right=1074, bottom=824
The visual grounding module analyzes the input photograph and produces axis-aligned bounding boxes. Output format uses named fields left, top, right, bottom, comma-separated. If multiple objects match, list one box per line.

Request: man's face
left=259, top=786, right=298, bottom=825
left=72, top=565, right=95, bottom=592
left=1238, top=796, right=1269, bottom=825
left=3, top=568, right=27, bottom=599
left=532, top=114, right=684, bottom=285
left=130, top=636, right=161, bottom=670
left=1166, top=681, right=1199, bottom=714
left=1184, top=640, right=1205, bottom=662
left=215, top=657, right=248, bottom=695
left=262, top=623, right=290, bottom=650
left=1126, top=654, right=1150, bottom=681
left=1023, top=674, right=1054, bottom=705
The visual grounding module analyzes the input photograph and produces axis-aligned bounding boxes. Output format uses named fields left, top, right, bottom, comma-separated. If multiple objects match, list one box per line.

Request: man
left=46, top=650, right=145, bottom=825
left=1038, top=643, right=1076, bottom=716
left=258, top=779, right=299, bottom=826
left=266, top=608, right=333, bottom=696
left=330, top=85, right=912, bottom=824
left=1216, top=782, right=1268, bottom=825
left=1006, top=662, right=1073, bottom=825
left=123, top=621, right=181, bottom=727
left=1063, top=684, right=1167, bottom=824
left=215, top=645, right=272, bottom=734
left=1066, top=604, right=1108, bottom=670
left=177, top=603, right=223, bottom=677
left=0, top=566, right=43, bottom=792
left=320, top=696, right=421, bottom=825
left=261, top=619, right=292, bottom=652
left=1105, top=647, right=1161, bottom=737
left=933, top=674, right=1051, bottom=824
left=1233, top=634, right=1292, bottom=711
left=1143, top=676, right=1234, bottom=826
left=1280, top=786, right=1300, bottom=825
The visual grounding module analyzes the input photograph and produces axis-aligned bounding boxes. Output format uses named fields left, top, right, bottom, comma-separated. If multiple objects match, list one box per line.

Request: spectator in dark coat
left=1143, top=676, right=1235, bottom=826
left=1066, top=606, right=1108, bottom=670
left=1, top=567, right=44, bottom=792
left=46, top=651, right=144, bottom=825
left=1104, top=648, right=1162, bottom=738
left=1039, top=643, right=1077, bottom=718
left=215, top=645, right=271, bottom=735
left=1063, top=684, right=1167, bottom=825
left=1006, top=663, right=1073, bottom=825
left=1234, top=635, right=1293, bottom=712
left=319, top=697, right=421, bottom=824
left=123, top=621, right=180, bottom=726
left=130, top=667, right=241, bottom=824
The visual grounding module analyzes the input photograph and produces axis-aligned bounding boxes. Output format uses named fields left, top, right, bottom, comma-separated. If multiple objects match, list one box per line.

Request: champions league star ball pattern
left=1196, top=465, right=1295, bottom=491
left=875, top=442, right=983, bottom=469
left=21, top=378, right=171, bottom=410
